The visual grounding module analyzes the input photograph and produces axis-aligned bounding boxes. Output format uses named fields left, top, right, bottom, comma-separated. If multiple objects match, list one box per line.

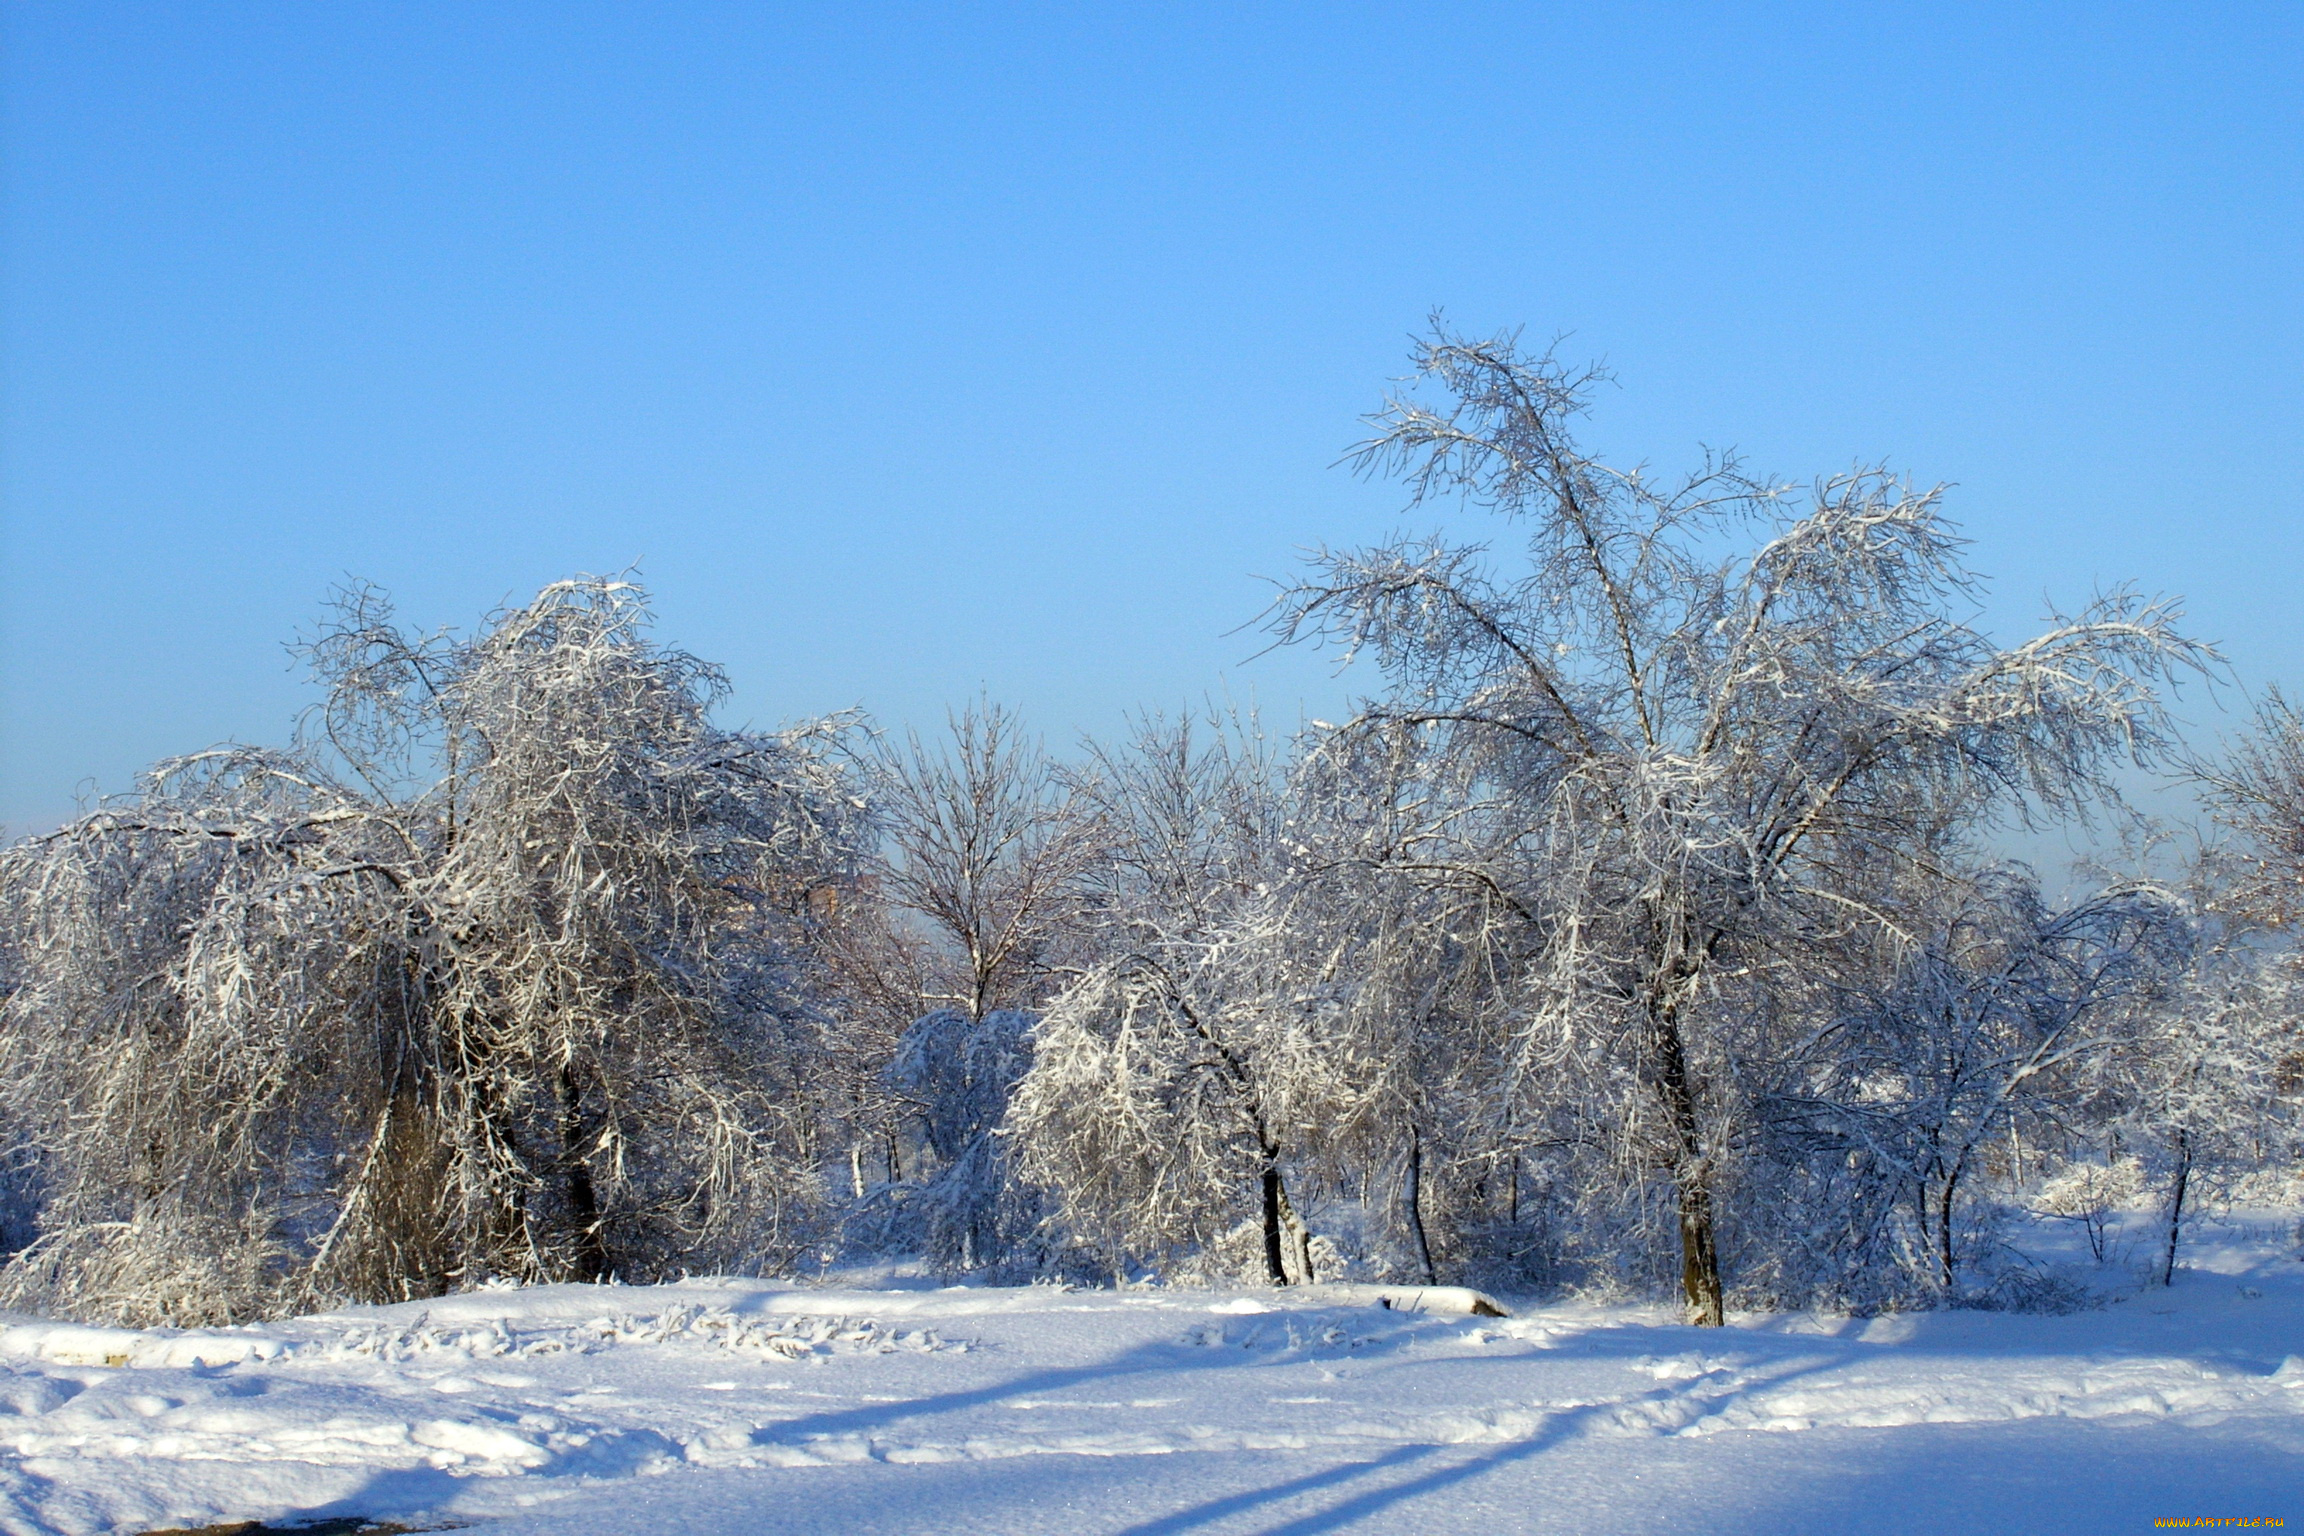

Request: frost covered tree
left=875, top=700, right=1094, bottom=1022
left=1257, top=720, right=1541, bottom=1285
left=2200, top=690, right=2304, bottom=935
left=864, top=702, right=1096, bottom=1271
left=1007, top=712, right=1333, bottom=1284
left=2121, top=947, right=2298, bottom=1284
left=883, top=1006, right=1040, bottom=1269
left=0, top=579, right=866, bottom=1322
left=1265, top=326, right=2214, bottom=1322
left=1762, top=871, right=2191, bottom=1305
left=2142, top=690, right=2304, bottom=1276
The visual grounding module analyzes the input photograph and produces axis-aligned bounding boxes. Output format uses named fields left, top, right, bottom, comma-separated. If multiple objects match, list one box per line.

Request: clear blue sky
left=4, top=2, right=2298, bottom=834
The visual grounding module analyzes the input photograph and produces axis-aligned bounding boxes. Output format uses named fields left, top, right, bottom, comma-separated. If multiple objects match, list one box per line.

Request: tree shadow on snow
left=1106, top=1401, right=1621, bottom=1536
left=743, top=1306, right=1860, bottom=1454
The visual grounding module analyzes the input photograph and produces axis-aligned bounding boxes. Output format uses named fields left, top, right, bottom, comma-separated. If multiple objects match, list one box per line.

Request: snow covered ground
left=0, top=1217, right=2297, bottom=1536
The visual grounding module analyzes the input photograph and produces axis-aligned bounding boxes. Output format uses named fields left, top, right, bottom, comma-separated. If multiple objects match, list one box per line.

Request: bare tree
left=812, top=879, right=945, bottom=1195
left=1265, top=325, right=2214, bottom=1322
left=874, top=701, right=1096, bottom=1021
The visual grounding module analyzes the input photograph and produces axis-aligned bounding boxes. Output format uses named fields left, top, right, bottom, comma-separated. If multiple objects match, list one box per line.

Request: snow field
left=0, top=1221, right=2294, bottom=1535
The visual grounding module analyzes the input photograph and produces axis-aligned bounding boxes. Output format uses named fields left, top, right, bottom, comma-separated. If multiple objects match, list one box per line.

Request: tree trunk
left=1650, top=1000, right=1724, bottom=1326
left=559, top=1065, right=610, bottom=1283
left=1278, top=1177, right=1316, bottom=1285
left=459, top=1032, right=537, bottom=1281
left=1937, top=1165, right=1961, bottom=1294
left=374, top=1084, right=451, bottom=1300
left=2160, top=1129, right=2190, bottom=1287
left=1404, top=1128, right=1436, bottom=1284
left=1260, top=1165, right=1290, bottom=1285
left=1677, top=1176, right=1724, bottom=1327
left=1256, top=1163, right=1317, bottom=1285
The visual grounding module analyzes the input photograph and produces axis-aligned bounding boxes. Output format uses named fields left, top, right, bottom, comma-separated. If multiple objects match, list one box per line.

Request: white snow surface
left=0, top=1221, right=2297, bottom=1535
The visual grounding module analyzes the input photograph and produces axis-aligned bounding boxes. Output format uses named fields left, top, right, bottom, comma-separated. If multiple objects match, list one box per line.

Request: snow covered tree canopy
left=1257, top=326, right=2218, bottom=1322
left=0, top=578, right=869, bottom=1322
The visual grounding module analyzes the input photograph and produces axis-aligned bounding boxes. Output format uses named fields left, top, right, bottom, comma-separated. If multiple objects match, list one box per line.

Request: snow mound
left=315, top=1304, right=958, bottom=1366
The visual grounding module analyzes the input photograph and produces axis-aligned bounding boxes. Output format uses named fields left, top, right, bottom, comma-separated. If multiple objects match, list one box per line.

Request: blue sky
left=3, top=2, right=2298, bottom=833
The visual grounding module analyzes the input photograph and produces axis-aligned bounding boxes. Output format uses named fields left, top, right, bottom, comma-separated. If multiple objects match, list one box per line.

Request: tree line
left=3, top=328, right=2298, bottom=1326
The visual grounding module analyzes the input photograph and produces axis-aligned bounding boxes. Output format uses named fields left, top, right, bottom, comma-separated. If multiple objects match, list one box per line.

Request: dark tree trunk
left=371, top=1083, right=452, bottom=1301
left=1260, top=1165, right=1289, bottom=1285
left=1937, top=1164, right=1961, bottom=1293
left=1404, top=1128, right=1437, bottom=1284
left=2160, top=1130, right=2191, bottom=1287
left=559, top=1065, right=611, bottom=1283
left=457, top=1021, right=536, bottom=1281
left=1651, top=999, right=1724, bottom=1326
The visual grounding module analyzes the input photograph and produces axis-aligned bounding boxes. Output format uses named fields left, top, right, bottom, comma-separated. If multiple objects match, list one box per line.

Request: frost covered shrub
left=1199, top=1219, right=1353, bottom=1287
left=1956, top=1265, right=2101, bottom=1315
left=0, top=579, right=866, bottom=1321
left=2035, top=1158, right=2151, bottom=1217
left=0, top=1208, right=289, bottom=1329
left=2223, top=1164, right=2304, bottom=1207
